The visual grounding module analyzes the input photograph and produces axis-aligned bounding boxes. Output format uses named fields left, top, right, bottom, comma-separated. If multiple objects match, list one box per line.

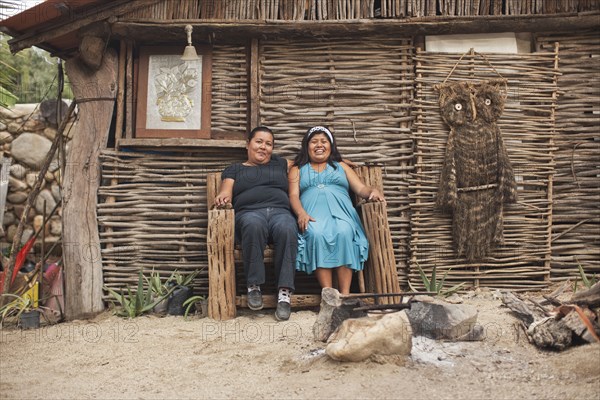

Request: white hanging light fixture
left=181, top=24, right=200, bottom=61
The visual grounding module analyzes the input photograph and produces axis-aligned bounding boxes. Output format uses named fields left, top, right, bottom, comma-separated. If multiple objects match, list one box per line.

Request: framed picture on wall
left=135, top=45, right=212, bottom=139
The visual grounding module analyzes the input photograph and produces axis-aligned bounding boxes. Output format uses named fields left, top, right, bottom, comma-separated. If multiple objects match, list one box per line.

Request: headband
left=307, top=126, right=334, bottom=143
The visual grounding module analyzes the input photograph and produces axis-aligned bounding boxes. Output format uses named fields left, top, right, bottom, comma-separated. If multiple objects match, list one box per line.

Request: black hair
left=293, top=127, right=342, bottom=168
left=247, top=126, right=274, bottom=141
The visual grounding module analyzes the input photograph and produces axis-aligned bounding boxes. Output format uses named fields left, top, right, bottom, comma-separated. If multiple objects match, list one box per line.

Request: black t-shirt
left=221, top=154, right=290, bottom=212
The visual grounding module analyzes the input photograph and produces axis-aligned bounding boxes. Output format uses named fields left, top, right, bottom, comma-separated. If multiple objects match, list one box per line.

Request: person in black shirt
left=215, top=126, right=296, bottom=321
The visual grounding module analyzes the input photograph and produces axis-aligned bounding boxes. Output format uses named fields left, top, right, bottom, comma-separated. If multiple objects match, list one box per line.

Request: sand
left=1, top=290, right=599, bottom=399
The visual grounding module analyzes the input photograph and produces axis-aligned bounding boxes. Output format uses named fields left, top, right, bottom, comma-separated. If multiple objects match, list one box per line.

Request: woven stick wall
left=98, top=149, right=246, bottom=295
left=258, top=37, right=414, bottom=288
left=122, top=0, right=599, bottom=20
left=211, top=45, right=248, bottom=136
left=536, top=31, right=600, bottom=281
left=411, top=48, right=560, bottom=291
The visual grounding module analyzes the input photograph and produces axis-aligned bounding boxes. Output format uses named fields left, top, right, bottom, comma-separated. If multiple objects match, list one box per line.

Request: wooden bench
left=206, top=165, right=400, bottom=320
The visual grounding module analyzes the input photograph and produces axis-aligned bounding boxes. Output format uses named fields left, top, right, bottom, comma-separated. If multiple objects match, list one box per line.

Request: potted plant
left=144, top=269, right=174, bottom=314
left=166, top=270, right=200, bottom=316
left=0, top=294, right=41, bottom=329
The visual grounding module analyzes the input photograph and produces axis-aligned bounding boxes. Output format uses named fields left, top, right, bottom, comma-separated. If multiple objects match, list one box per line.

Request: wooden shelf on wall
left=117, top=137, right=247, bottom=149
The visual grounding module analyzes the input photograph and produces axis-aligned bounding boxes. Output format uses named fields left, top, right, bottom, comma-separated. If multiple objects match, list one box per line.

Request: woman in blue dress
left=288, top=126, right=385, bottom=294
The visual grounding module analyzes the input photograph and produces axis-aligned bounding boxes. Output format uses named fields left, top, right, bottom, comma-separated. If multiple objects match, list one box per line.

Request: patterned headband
left=307, top=126, right=334, bottom=143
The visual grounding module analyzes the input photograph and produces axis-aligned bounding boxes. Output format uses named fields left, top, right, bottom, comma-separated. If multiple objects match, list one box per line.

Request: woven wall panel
left=411, top=49, right=559, bottom=291
left=211, top=44, right=248, bottom=136
left=259, top=37, right=414, bottom=288
left=536, top=31, right=600, bottom=281
left=122, top=0, right=599, bottom=20
left=98, top=149, right=246, bottom=295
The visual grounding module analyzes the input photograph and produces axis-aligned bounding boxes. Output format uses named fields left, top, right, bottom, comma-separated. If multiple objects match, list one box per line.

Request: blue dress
left=296, top=161, right=369, bottom=274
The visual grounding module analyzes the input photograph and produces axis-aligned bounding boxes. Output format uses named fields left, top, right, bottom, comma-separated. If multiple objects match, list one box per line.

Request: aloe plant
left=409, top=264, right=466, bottom=297
left=105, top=270, right=166, bottom=318
left=182, top=295, right=206, bottom=318
left=575, top=263, right=598, bottom=292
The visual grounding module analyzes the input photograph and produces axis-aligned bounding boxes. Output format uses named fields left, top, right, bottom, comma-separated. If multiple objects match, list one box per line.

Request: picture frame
left=135, top=45, right=212, bottom=139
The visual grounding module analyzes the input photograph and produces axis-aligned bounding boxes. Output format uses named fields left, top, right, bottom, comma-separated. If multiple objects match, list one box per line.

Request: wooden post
left=207, top=209, right=236, bottom=320
left=355, top=166, right=401, bottom=304
left=63, top=49, right=118, bottom=319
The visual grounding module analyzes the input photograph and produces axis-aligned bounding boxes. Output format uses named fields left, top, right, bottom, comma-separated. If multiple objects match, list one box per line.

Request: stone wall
left=0, top=101, right=74, bottom=253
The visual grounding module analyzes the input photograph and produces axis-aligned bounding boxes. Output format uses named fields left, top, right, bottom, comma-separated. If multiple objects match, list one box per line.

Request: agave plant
left=409, top=264, right=466, bottom=297
left=105, top=270, right=166, bottom=318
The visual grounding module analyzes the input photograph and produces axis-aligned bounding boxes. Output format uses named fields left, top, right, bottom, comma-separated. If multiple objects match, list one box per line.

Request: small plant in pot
left=182, top=295, right=208, bottom=319
left=166, top=270, right=200, bottom=316
left=144, top=269, right=174, bottom=314
left=0, top=294, right=41, bottom=330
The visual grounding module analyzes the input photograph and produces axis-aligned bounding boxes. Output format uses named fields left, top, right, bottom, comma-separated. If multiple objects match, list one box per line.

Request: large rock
left=11, top=133, right=53, bottom=169
left=9, top=104, right=38, bottom=119
left=35, top=189, right=57, bottom=215
left=326, top=311, right=413, bottom=362
left=405, top=299, right=480, bottom=341
left=313, top=288, right=368, bottom=342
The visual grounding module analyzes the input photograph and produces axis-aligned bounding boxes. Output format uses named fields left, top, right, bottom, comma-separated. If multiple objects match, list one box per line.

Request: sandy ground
left=1, top=289, right=599, bottom=400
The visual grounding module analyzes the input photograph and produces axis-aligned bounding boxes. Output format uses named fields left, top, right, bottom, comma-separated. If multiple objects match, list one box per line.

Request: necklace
left=310, top=162, right=327, bottom=189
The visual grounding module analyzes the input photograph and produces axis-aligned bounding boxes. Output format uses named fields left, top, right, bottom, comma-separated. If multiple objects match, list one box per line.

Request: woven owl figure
left=436, top=80, right=517, bottom=261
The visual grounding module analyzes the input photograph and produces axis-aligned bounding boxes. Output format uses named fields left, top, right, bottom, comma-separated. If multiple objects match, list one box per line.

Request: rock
left=49, top=218, right=61, bottom=235
left=0, top=121, right=6, bottom=130
left=10, top=133, right=54, bottom=169
left=40, top=99, right=70, bottom=126
left=10, top=164, right=27, bottom=179
left=23, top=118, right=46, bottom=132
left=35, top=189, right=57, bottom=215
left=21, top=228, right=34, bottom=245
left=33, top=215, right=44, bottom=233
left=528, top=317, right=572, bottom=350
left=51, top=183, right=61, bottom=201
left=26, top=172, right=38, bottom=188
left=10, top=104, right=38, bottom=119
left=7, top=121, right=21, bottom=134
left=6, top=225, right=17, bottom=242
left=43, top=127, right=58, bottom=140
left=326, top=311, right=413, bottom=362
left=0, top=131, right=13, bottom=144
left=445, top=293, right=464, bottom=304
left=313, top=288, right=368, bottom=342
left=405, top=299, right=480, bottom=341
left=13, top=204, right=36, bottom=221
left=2, top=211, right=16, bottom=226
left=54, top=169, right=61, bottom=184
left=45, top=171, right=55, bottom=182
left=7, top=191, right=27, bottom=204
left=9, top=176, right=28, bottom=191
left=0, top=106, right=18, bottom=119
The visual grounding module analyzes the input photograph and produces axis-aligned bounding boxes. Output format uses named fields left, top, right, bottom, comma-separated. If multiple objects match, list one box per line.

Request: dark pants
left=235, top=207, right=297, bottom=291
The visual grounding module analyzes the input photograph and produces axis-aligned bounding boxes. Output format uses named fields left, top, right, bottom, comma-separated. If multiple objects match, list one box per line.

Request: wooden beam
left=248, top=38, right=260, bottom=131
left=63, top=49, right=118, bottom=320
left=7, top=0, right=161, bottom=53
left=110, top=13, right=600, bottom=42
left=118, top=138, right=247, bottom=148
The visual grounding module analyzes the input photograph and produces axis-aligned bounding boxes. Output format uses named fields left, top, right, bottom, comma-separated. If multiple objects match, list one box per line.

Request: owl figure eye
left=454, top=103, right=463, bottom=111
left=484, top=98, right=492, bottom=106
